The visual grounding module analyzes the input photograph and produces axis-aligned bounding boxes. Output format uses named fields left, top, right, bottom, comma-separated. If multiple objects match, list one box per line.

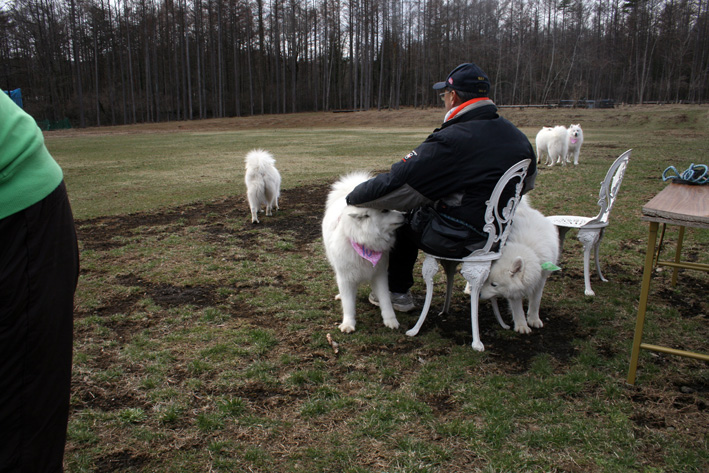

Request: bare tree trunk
left=152, top=20, right=159, bottom=121
left=118, top=2, right=128, bottom=124
left=125, top=1, right=136, bottom=123
left=256, top=0, right=266, bottom=114
left=105, top=0, right=117, bottom=125
left=232, top=4, right=241, bottom=118
left=196, top=0, right=205, bottom=118
left=378, top=31, right=385, bottom=110
left=183, top=0, right=193, bottom=119
left=217, top=0, right=223, bottom=117
left=290, top=0, right=297, bottom=113
left=142, top=1, right=152, bottom=122
left=94, top=19, right=100, bottom=126
left=69, top=0, right=85, bottom=127
left=246, top=21, right=255, bottom=115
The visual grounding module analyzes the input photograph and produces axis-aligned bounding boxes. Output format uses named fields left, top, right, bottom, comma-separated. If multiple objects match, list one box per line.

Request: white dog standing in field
left=479, top=196, right=560, bottom=334
left=244, top=149, right=281, bottom=223
left=566, top=124, right=584, bottom=165
left=322, top=171, right=405, bottom=333
left=535, top=126, right=569, bottom=166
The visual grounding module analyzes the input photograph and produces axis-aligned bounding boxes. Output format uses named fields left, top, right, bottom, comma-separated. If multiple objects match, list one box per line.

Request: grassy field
left=45, top=105, right=708, bottom=472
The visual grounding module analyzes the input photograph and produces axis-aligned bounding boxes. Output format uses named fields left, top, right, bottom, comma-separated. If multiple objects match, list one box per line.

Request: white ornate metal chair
left=547, top=149, right=631, bottom=296
left=405, top=159, right=531, bottom=351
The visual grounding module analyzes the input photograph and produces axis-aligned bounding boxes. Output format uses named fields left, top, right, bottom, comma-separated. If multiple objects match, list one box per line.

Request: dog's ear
left=509, top=257, right=524, bottom=277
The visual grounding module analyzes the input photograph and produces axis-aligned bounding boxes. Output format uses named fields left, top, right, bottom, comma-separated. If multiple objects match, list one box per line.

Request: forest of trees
left=1, top=0, right=707, bottom=127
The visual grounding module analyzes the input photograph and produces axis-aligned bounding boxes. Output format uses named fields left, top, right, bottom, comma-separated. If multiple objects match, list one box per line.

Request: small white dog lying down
left=321, top=171, right=405, bottom=333
left=479, top=196, right=560, bottom=334
left=244, top=149, right=281, bottom=223
left=535, top=126, right=569, bottom=166
left=566, top=124, right=584, bottom=165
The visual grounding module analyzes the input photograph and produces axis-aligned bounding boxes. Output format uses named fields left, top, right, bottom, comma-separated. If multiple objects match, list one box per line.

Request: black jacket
left=346, top=100, right=536, bottom=246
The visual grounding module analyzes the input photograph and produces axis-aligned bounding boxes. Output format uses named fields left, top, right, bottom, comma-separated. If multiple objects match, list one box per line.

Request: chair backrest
left=588, top=149, right=631, bottom=226
left=468, top=159, right=531, bottom=257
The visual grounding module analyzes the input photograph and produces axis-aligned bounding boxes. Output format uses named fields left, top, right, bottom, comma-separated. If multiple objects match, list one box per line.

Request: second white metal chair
left=547, top=149, right=631, bottom=296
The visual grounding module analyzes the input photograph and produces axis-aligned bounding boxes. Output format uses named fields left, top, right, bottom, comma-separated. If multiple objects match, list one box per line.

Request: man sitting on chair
left=346, top=62, right=537, bottom=312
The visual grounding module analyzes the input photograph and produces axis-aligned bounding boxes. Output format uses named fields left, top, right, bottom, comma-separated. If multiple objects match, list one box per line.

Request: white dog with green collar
left=479, top=196, right=560, bottom=334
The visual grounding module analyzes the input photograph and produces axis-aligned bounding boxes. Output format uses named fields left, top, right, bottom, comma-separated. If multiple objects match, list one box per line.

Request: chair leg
left=595, top=228, right=608, bottom=282
left=556, top=226, right=571, bottom=255
left=490, top=297, right=510, bottom=330
left=460, top=261, right=492, bottom=351
left=441, top=261, right=459, bottom=314
left=468, top=283, right=510, bottom=329
left=578, top=228, right=600, bottom=296
left=406, top=255, right=439, bottom=337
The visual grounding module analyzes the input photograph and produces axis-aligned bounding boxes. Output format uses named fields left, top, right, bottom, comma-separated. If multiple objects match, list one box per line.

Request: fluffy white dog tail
left=245, top=149, right=276, bottom=171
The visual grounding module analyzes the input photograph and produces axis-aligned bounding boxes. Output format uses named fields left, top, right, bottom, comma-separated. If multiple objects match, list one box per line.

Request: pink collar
left=350, top=240, right=382, bottom=267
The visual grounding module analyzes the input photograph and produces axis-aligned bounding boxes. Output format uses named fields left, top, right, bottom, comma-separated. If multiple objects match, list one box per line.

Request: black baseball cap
left=433, top=63, right=490, bottom=96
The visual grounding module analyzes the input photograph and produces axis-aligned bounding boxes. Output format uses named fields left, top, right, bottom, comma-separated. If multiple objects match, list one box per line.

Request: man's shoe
left=368, top=291, right=415, bottom=312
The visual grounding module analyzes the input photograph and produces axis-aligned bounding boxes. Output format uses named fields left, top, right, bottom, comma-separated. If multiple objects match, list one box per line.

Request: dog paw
left=339, top=322, right=355, bottom=333
left=528, top=317, right=544, bottom=329
left=514, top=324, right=532, bottom=334
left=383, top=318, right=400, bottom=330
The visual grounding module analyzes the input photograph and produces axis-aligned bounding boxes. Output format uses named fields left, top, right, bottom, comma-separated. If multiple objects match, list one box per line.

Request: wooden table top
left=642, top=183, right=709, bottom=228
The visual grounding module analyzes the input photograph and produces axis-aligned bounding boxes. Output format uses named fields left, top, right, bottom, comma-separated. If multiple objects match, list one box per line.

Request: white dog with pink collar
left=322, top=171, right=405, bottom=333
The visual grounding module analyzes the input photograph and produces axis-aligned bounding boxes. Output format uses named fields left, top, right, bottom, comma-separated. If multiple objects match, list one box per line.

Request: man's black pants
left=387, top=221, right=486, bottom=294
left=387, top=224, right=420, bottom=294
left=0, top=182, right=79, bottom=473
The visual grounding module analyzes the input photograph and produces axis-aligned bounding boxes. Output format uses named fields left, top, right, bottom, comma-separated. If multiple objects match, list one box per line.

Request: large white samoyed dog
left=244, top=149, right=281, bottom=223
left=566, top=124, right=584, bottom=165
left=535, top=126, right=569, bottom=166
left=322, top=171, right=405, bottom=333
left=479, top=196, right=560, bottom=334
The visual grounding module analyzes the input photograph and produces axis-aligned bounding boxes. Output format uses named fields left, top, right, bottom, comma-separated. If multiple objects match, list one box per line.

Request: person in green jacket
left=0, top=91, right=79, bottom=472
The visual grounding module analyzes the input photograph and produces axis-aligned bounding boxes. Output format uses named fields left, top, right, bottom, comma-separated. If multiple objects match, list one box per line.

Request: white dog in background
left=535, top=126, right=569, bottom=166
left=566, top=124, right=584, bottom=165
left=479, top=196, right=560, bottom=334
left=244, top=149, right=281, bottom=223
left=322, top=171, right=405, bottom=333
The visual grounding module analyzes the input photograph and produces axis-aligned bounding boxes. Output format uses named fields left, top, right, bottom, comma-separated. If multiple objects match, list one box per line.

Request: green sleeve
left=0, top=92, right=63, bottom=219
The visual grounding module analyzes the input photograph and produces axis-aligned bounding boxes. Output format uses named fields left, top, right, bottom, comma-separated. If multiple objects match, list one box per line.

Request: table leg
left=653, top=224, right=667, bottom=269
left=627, top=221, right=659, bottom=385
left=671, top=226, right=685, bottom=287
